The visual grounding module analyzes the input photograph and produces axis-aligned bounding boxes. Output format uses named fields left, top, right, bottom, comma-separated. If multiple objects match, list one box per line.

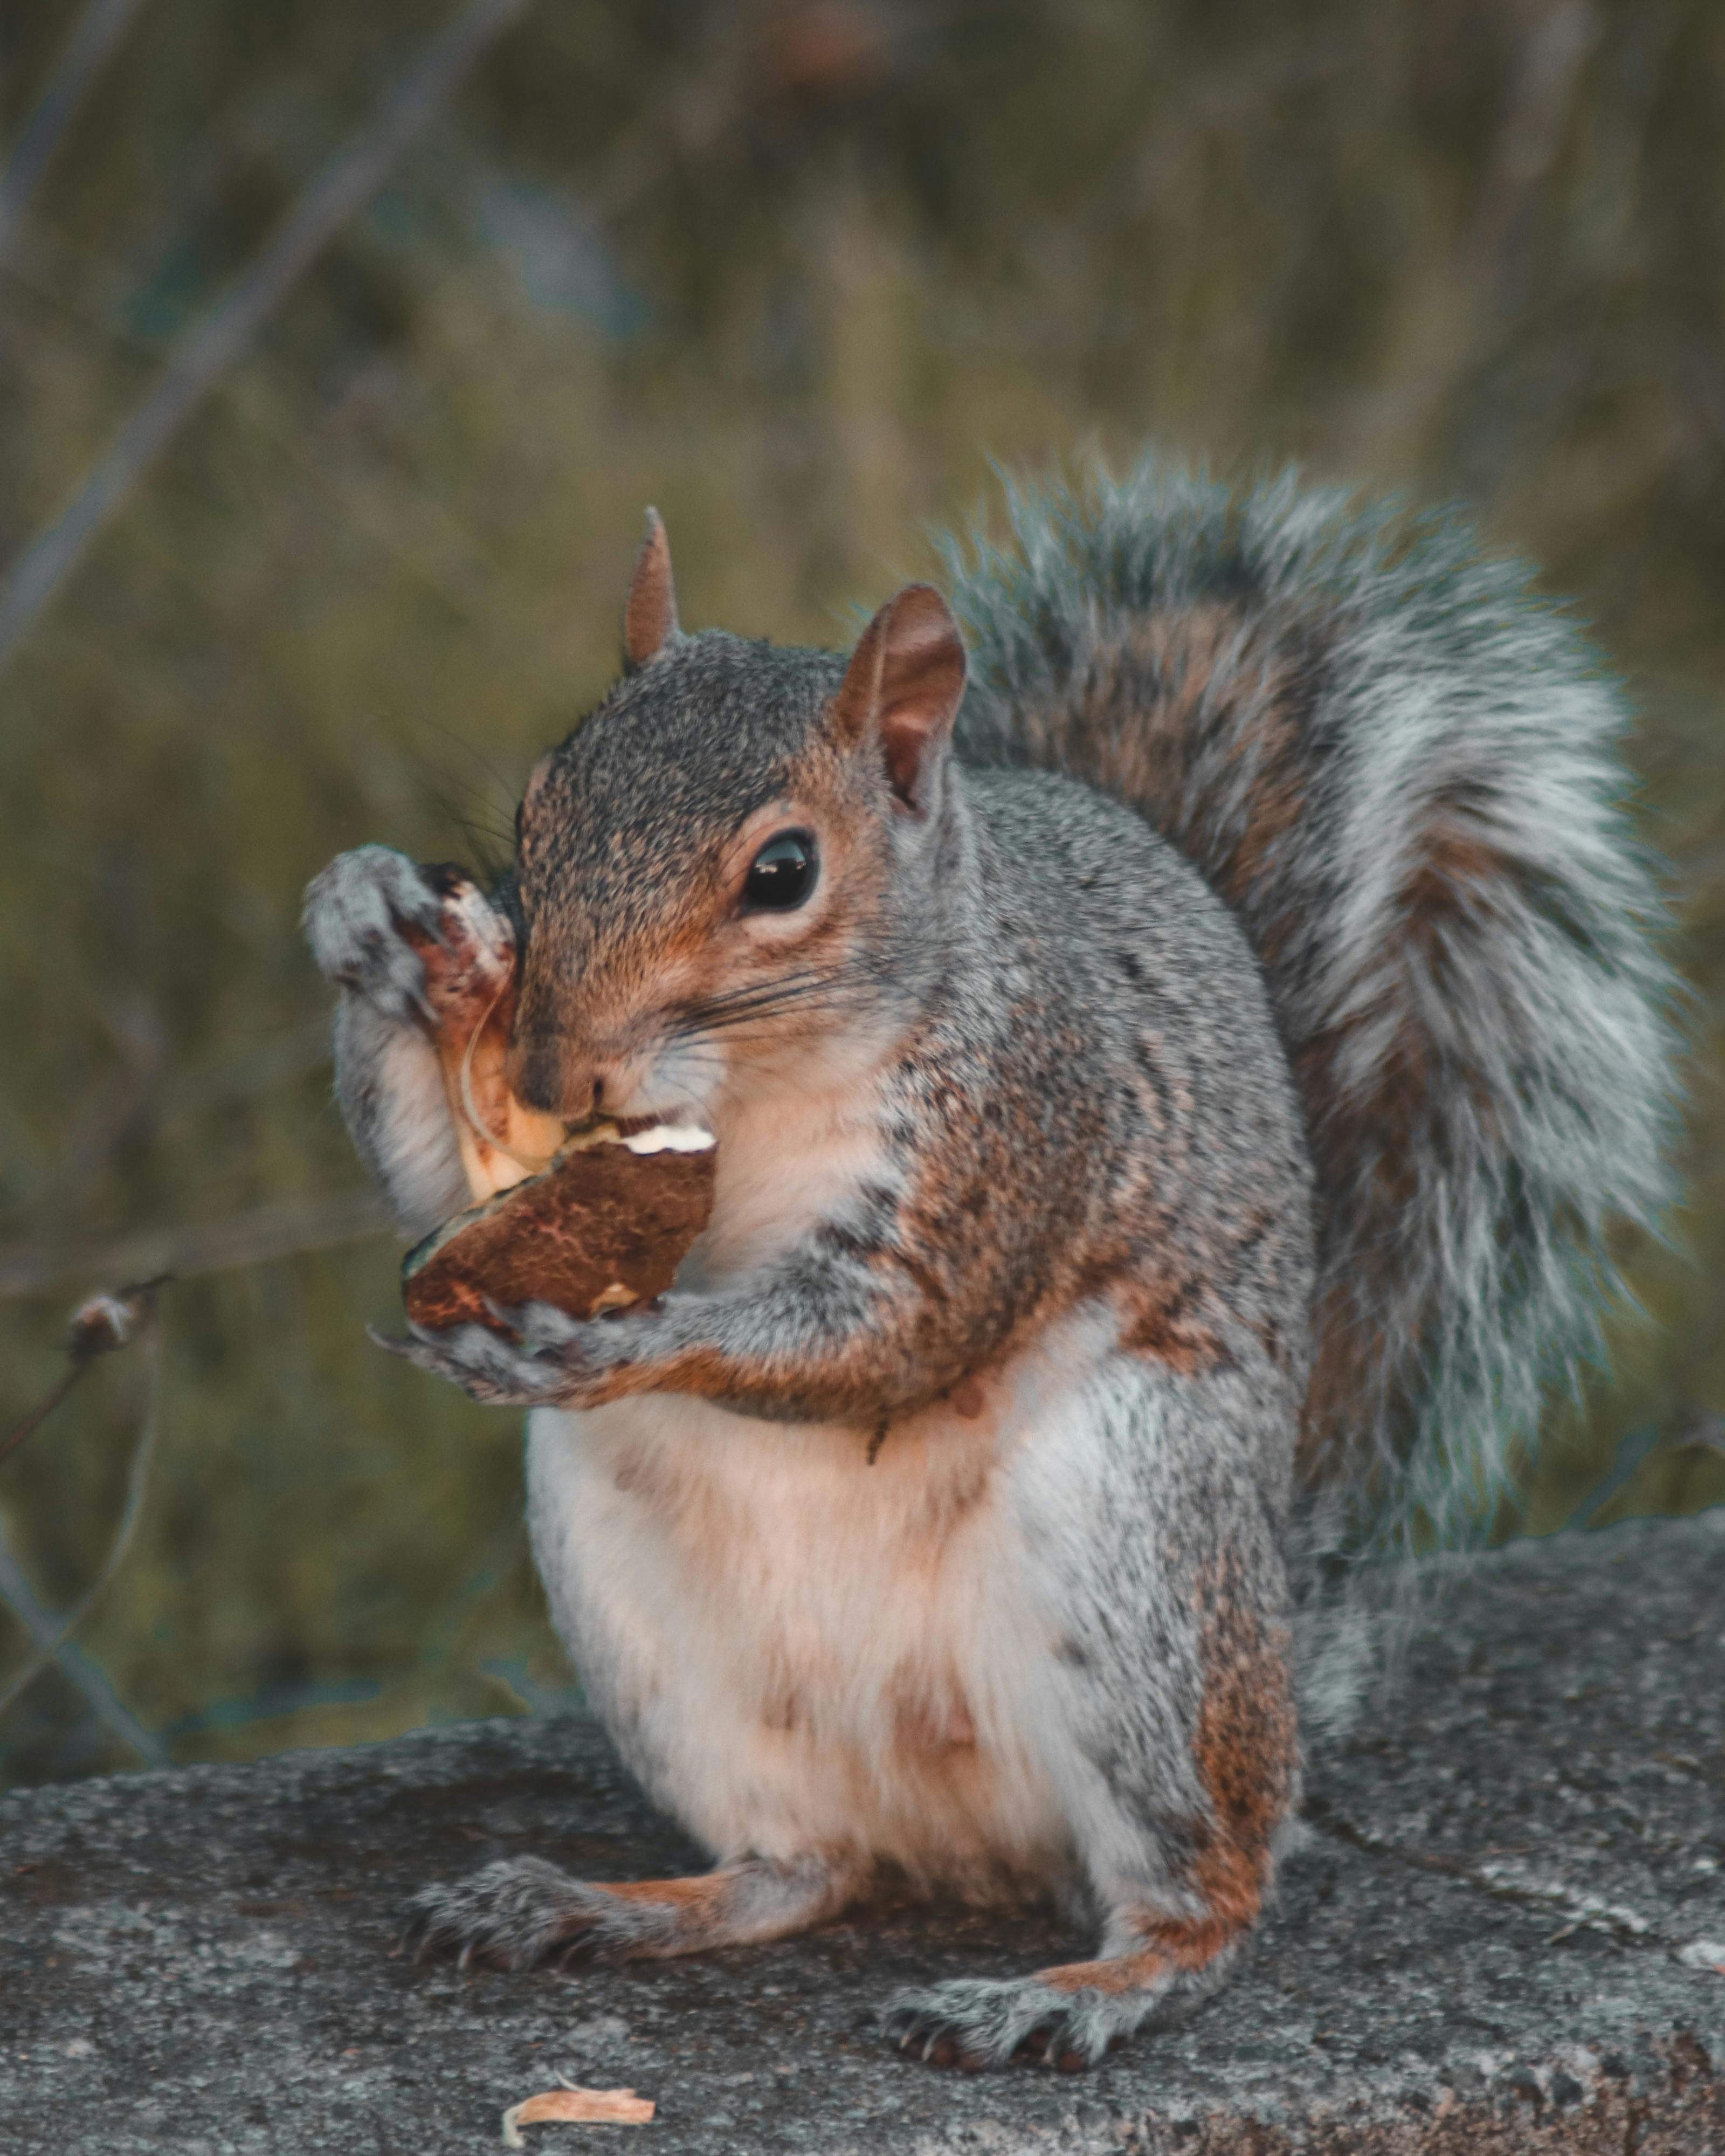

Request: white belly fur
left=525, top=1318, right=1105, bottom=1896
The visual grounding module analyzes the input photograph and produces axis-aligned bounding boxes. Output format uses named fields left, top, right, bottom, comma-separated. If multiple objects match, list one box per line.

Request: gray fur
left=387, top=762, right=1315, bottom=1435
left=302, top=846, right=470, bottom=1236
left=382, top=721, right=1315, bottom=2054
left=881, top=1961, right=1224, bottom=2072
left=406, top=1852, right=843, bottom=1969
left=303, top=843, right=446, bottom=1024
left=306, top=457, right=1679, bottom=2072
left=940, top=458, right=1681, bottom=1556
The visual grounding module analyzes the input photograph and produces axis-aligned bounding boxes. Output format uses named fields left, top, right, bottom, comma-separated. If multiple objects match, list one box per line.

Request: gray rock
left=3, top=1512, right=1723, bottom=2154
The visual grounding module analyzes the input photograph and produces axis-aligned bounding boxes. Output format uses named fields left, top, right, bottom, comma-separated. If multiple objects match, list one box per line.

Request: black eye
left=743, top=830, right=818, bottom=912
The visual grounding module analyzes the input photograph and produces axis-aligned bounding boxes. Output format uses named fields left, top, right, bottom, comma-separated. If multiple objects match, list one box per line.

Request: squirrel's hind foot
left=405, top=1851, right=851, bottom=1972
left=881, top=1958, right=1218, bottom=2072
left=405, top=1856, right=622, bottom=1972
left=883, top=1977, right=1140, bottom=2074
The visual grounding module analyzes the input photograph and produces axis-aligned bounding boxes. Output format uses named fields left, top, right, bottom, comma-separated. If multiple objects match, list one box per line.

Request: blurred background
left=1, top=0, right=1722, bottom=1789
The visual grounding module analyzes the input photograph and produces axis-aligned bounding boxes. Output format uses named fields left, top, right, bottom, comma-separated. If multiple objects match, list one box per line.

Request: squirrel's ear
left=623, top=507, right=679, bottom=670
left=833, top=584, right=967, bottom=815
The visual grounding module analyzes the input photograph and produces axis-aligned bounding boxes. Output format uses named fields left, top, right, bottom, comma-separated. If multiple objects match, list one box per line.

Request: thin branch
left=0, top=0, right=533, bottom=674
left=0, top=1189, right=392, bottom=1304
left=0, top=1305, right=169, bottom=1766
left=0, top=1365, right=84, bottom=1472
left=0, top=1279, right=163, bottom=1467
left=1576, top=1410, right=1725, bottom=1527
left=0, top=0, right=153, bottom=266
left=0, top=1553, right=167, bottom=1767
left=1471, top=0, right=1604, bottom=266
left=0, top=1318, right=162, bottom=1727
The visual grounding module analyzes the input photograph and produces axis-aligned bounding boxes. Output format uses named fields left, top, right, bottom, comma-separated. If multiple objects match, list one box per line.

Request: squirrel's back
left=943, top=459, right=1679, bottom=1556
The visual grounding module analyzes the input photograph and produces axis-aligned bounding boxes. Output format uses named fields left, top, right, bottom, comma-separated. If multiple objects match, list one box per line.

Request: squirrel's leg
left=302, top=845, right=475, bottom=1237
left=405, top=1851, right=858, bottom=1971
left=884, top=1354, right=1300, bottom=2072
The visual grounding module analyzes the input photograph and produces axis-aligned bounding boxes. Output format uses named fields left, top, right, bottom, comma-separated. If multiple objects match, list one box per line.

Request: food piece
left=401, top=868, right=565, bottom=1202
left=403, top=1121, right=716, bottom=1334
left=502, top=2085, right=655, bottom=2143
left=397, top=865, right=715, bottom=1336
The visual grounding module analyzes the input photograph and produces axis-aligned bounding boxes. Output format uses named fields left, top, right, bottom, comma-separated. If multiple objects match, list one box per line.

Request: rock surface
left=3, top=1512, right=1723, bottom=2155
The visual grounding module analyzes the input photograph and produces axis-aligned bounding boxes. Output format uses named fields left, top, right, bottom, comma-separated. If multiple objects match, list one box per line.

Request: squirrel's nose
left=509, top=1036, right=603, bottom=1124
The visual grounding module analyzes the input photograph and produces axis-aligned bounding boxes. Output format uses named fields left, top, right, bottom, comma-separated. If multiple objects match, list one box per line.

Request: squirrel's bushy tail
left=942, top=458, right=1680, bottom=1563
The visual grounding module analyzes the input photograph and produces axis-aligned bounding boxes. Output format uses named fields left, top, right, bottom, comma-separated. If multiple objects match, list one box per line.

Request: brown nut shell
left=402, top=1132, right=715, bottom=1334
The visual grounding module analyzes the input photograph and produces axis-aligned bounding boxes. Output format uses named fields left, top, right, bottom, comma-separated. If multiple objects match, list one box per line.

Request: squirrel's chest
left=523, top=1346, right=1081, bottom=1878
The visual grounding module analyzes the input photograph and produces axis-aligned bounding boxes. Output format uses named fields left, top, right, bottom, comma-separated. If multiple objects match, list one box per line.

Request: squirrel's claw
left=368, top=1317, right=575, bottom=1407
left=369, top=1304, right=637, bottom=1409
left=881, top=1978, right=1141, bottom=2073
left=302, top=846, right=449, bottom=1025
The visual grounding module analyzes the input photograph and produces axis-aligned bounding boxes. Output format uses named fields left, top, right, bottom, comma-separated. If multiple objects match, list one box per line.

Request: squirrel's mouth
left=458, top=1011, right=714, bottom=1180
left=558, top=1115, right=716, bottom=1157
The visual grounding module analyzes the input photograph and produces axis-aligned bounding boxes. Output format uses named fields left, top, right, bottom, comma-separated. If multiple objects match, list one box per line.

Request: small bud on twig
left=0, top=1276, right=167, bottom=1471
left=67, top=1277, right=166, bottom=1364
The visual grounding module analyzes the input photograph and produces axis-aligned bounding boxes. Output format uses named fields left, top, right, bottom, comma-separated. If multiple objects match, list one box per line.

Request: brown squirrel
left=303, top=460, right=1676, bottom=2072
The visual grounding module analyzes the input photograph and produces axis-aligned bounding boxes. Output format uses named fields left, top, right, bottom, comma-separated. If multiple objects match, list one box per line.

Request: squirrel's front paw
left=303, top=845, right=451, bottom=1022
left=372, top=1300, right=643, bottom=1410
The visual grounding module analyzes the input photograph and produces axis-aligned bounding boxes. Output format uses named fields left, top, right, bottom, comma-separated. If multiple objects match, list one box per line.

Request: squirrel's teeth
left=621, top=1124, right=716, bottom=1155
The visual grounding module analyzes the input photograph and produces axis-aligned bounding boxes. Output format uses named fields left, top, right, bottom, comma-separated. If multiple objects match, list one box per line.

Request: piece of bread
left=402, top=1122, right=716, bottom=1334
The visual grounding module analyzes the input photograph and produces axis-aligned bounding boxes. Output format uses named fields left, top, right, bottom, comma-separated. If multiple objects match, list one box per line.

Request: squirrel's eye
left=743, top=830, right=818, bottom=912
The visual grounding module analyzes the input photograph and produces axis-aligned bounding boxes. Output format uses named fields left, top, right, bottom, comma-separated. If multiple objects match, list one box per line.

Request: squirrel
left=302, top=458, right=1677, bottom=2074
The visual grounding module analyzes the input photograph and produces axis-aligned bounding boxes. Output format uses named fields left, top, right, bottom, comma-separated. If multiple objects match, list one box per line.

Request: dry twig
left=0, top=0, right=153, bottom=265
left=0, top=1282, right=169, bottom=1760
left=0, top=1279, right=163, bottom=1468
left=0, top=0, right=533, bottom=671
left=0, top=1189, right=391, bottom=1304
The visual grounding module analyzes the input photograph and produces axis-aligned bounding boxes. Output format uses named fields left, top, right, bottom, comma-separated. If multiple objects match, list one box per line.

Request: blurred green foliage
left=1, top=0, right=1722, bottom=1787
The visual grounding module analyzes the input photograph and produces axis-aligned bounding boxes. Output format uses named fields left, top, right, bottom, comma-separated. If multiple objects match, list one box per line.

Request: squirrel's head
left=507, top=512, right=969, bottom=1126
